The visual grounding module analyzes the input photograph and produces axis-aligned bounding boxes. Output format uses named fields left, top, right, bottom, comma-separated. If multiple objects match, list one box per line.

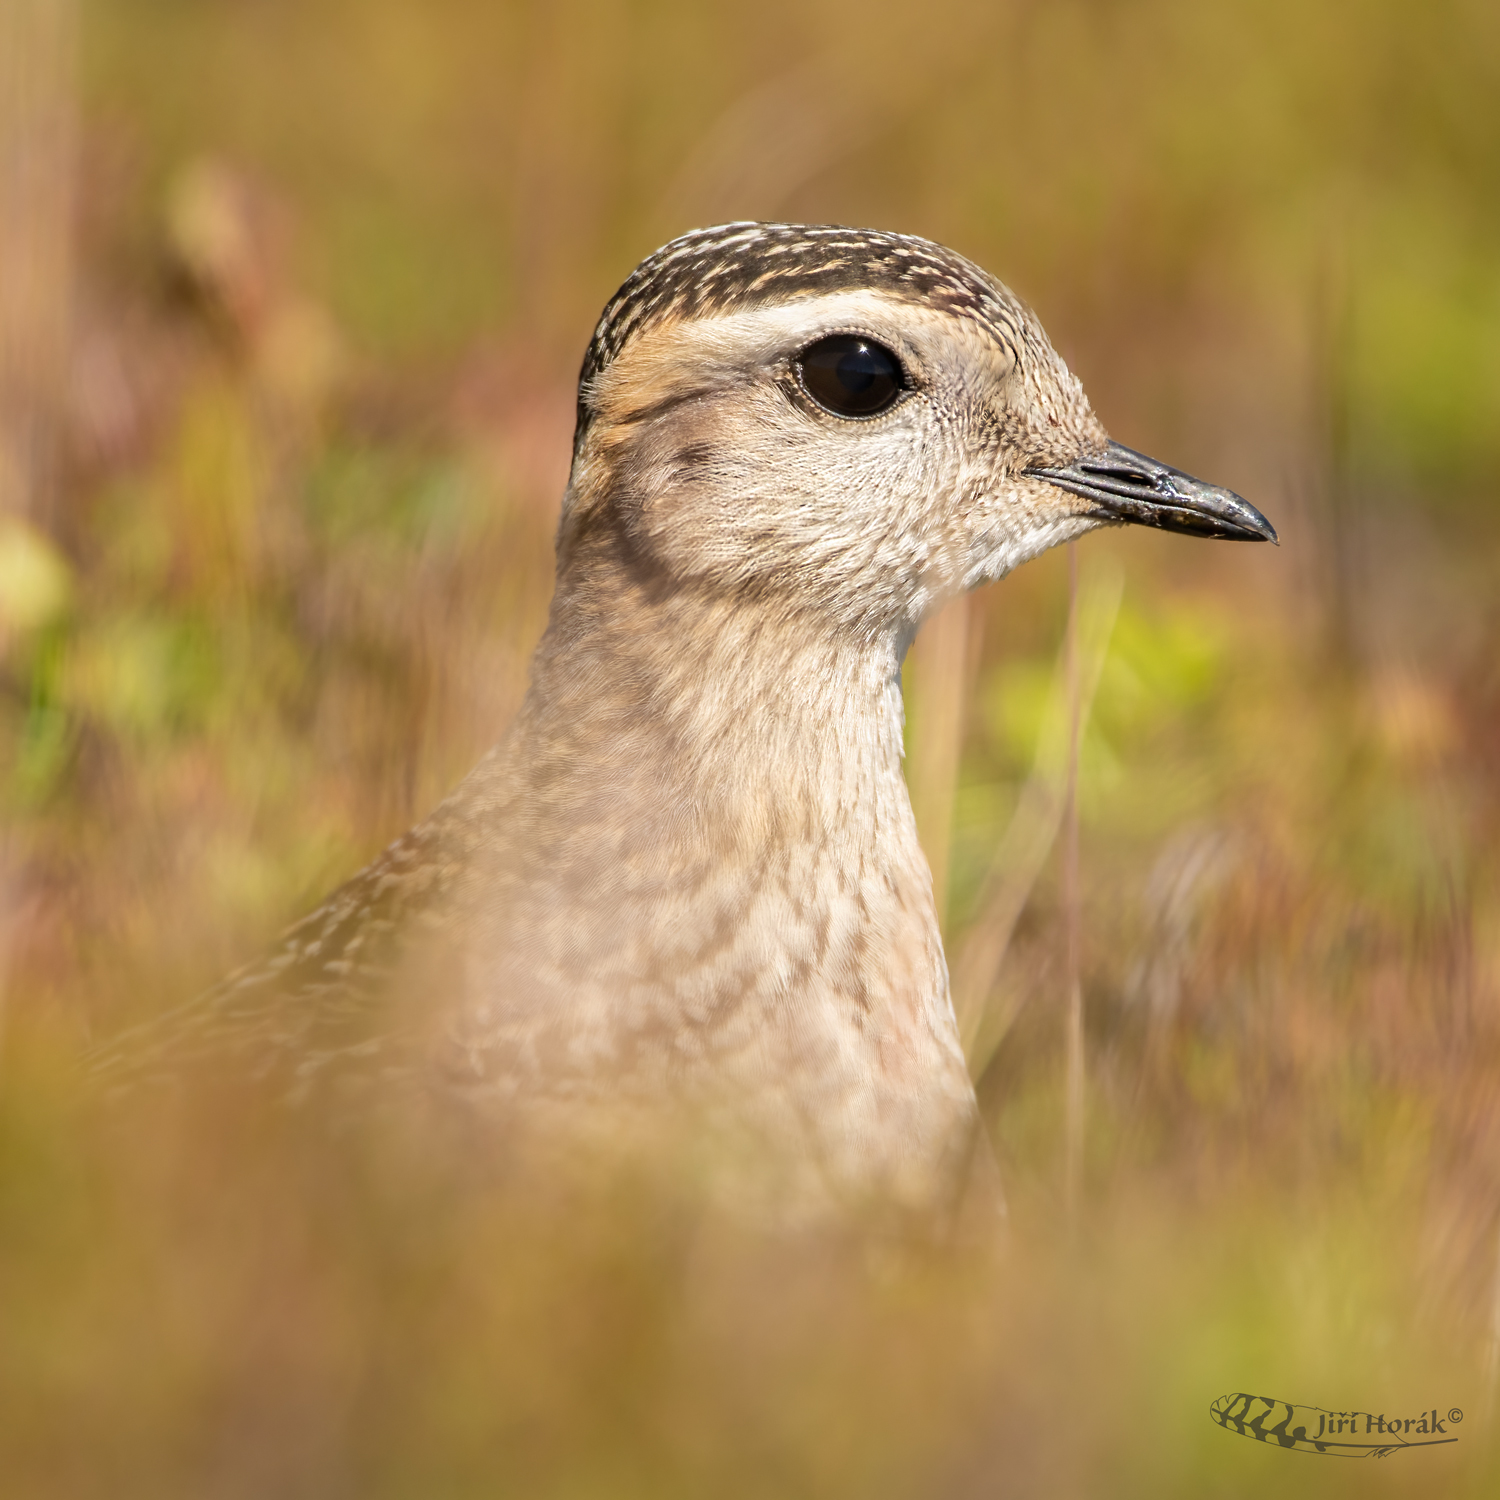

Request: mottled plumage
left=583, top=223, right=1036, bottom=390
left=96, top=224, right=1274, bottom=1221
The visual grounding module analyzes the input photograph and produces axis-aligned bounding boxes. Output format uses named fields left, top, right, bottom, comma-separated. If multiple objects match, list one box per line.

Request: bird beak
left=1027, top=440, right=1278, bottom=544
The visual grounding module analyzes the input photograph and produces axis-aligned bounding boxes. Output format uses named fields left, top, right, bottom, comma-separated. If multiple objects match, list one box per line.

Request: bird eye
left=796, top=334, right=905, bottom=418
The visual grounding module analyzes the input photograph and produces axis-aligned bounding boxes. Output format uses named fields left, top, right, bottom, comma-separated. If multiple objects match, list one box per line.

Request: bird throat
left=525, top=526, right=928, bottom=952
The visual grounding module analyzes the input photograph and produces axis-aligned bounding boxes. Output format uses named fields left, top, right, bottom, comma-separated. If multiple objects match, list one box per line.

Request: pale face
left=565, top=250, right=1274, bottom=641
left=572, top=286, right=1109, bottom=637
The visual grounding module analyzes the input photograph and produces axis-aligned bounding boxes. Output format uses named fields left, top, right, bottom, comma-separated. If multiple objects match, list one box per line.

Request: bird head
left=562, top=223, right=1275, bottom=639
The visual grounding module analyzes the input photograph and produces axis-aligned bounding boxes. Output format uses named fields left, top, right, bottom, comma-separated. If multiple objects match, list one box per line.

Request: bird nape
left=93, top=223, right=1276, bottom=1228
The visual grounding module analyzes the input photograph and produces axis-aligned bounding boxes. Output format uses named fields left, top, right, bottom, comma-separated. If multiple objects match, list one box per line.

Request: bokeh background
left=2, top=1, right=1498, bottom=1495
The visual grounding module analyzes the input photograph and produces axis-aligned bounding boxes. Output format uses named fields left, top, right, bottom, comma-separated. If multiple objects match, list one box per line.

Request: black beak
left=1028, top=440, right=1278, bottom=544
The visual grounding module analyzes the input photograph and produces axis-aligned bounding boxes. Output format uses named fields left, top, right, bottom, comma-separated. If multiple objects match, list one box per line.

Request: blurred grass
left=1, top=0, right=1499, bottom=1494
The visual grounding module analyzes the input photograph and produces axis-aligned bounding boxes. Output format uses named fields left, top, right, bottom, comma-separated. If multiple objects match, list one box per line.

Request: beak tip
left=1246, top=512, right=1279, bottom=546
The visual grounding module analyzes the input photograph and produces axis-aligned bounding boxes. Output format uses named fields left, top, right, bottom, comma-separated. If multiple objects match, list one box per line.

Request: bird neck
left=523, top=530, right=919, bottom=861
left=454, top=522, right=974, bottom=1211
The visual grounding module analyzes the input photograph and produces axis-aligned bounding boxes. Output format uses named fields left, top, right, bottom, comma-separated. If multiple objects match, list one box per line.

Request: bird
left=96, top=223, right=1276, bottom=1223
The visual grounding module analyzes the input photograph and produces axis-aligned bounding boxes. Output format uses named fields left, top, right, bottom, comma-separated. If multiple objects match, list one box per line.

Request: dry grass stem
left=953, top=559, right=1121, bottom=1070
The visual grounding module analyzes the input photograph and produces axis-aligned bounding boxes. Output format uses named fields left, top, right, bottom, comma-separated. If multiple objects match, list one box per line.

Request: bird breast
left=431, top=564, right=979, bottom=1207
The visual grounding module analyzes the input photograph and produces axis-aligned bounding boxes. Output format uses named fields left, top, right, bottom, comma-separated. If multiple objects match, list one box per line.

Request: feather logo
left=1211, top=1393, right=1461, bottom=1457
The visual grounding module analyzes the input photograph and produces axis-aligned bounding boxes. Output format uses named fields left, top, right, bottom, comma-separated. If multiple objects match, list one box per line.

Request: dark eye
left=796, top=334, right=906, bottom=418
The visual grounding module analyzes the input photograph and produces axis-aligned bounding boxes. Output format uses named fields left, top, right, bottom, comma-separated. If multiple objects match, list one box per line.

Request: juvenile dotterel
left=102, top=224, right=1275, bottom=1217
